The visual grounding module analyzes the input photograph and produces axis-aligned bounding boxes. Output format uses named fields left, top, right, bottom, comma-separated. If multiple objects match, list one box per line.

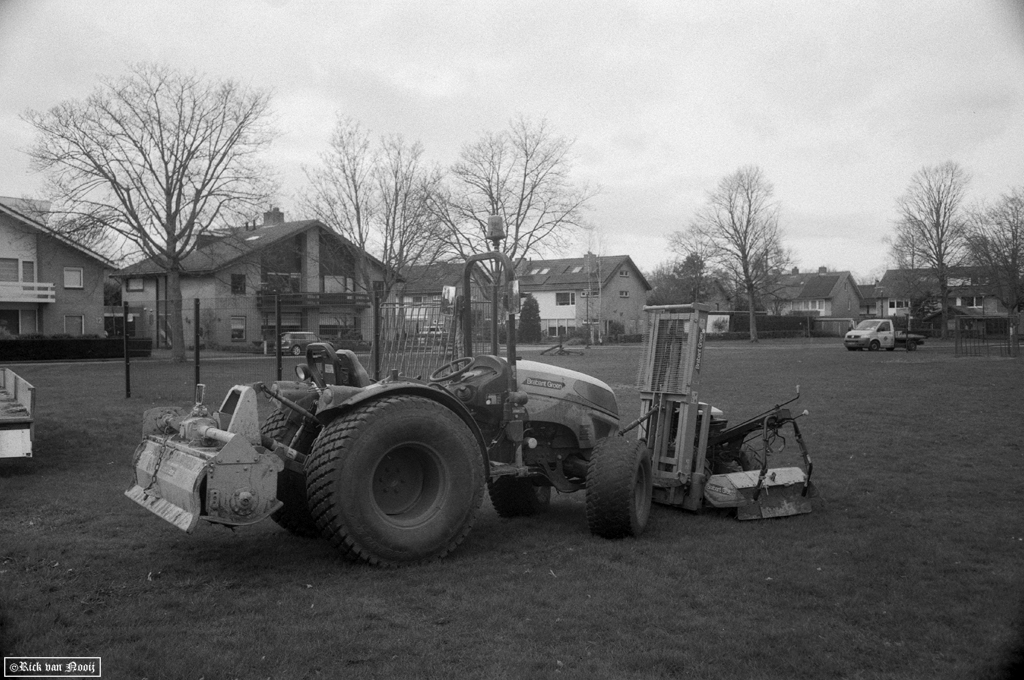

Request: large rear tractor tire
left=305, top=395, right=485, bottom=566
left=261, top=408, right=321, bottom=538
left=487, top=477, right=552, bottom=517
left=586, top=437, right=652, bottom=539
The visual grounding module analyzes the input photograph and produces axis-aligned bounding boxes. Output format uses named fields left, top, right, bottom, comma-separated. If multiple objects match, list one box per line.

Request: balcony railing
left=0, top=281, right=56, bottom=304
left=256, top=291, right=371, bottom=309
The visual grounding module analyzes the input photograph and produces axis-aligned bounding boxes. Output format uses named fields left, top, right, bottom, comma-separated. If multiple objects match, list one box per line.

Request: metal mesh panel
left=638, top=311, right=693, bottom=393
left=464, top=299, right=500, bottom=358
left=375, top=301, right=460, bottom=379
left=955, top=315, right=1020, bottom=358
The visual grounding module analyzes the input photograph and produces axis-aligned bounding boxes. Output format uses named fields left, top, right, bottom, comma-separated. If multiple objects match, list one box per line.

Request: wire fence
left=119, top=294, right=506, bottom=403
left=954, top=315, right=1021, bottom=358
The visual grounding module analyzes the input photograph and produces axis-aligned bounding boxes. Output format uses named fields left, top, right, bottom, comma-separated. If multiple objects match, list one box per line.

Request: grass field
left=1, top=340, right=1022, bottom=679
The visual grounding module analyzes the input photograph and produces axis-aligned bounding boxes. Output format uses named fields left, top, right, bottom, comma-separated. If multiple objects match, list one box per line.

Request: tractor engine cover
left=516, top=360, right=619, bottom=447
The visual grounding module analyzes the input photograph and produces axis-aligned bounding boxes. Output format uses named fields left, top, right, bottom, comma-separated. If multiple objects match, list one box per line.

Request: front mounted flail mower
left=627, top=304, right=817, bottom=519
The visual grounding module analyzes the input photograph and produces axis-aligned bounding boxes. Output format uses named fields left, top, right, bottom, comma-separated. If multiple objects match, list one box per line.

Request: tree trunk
left=939, top=280, right=950, bottom=340
left=746, top=286, right=759, bottom=342
left=167, top=269, right=187, bottom=363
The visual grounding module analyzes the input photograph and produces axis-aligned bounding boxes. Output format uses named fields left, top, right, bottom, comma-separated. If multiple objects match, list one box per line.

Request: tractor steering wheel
left=429, top=356, right=475, bottom=383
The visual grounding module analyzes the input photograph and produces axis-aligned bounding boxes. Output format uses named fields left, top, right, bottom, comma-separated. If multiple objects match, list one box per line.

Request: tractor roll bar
left=462, top=249, right=518, bottom=381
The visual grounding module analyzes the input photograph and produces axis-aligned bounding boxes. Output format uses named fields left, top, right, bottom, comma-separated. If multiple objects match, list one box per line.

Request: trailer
left=0, top=368, right=35, bottom=458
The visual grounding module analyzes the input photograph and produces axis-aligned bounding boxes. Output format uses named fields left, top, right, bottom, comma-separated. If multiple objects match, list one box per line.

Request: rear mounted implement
left=125, top=384, right=285, bottom=532
left=630, top=304, right=817, bottom=519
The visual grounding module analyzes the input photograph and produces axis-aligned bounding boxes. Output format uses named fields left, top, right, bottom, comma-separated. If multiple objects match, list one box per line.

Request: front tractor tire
left=487, top=477, right=552, bottom=517
left=586, top=437, right=653, bottom=539
left=261, top=409, right=321, bottom=538
left=304, top=395, right=485, bottom=567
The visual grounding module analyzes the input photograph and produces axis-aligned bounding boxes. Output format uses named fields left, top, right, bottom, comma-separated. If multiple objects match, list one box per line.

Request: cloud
left=2, top=0, right=1023, bottom=277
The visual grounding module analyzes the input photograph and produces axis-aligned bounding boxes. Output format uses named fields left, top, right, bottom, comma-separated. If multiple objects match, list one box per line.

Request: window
left=618, top=269, right=629, bottom=277
left=619, top=290, right=629, bottom=298
left=64, top=315, right=84, bottom=336
left=528, top=267, right=551, bottom=275
left=888, top=299, right=909, bottom=309
left=64, top=267, right=83, bottom=289
left=0, top=258, right=17, bottom=282
left=230, top=316, right=246, bottom=341
left=231, top=274, right=246, bottom=295
left=22, top=261, right=34, bottom=283
left=555, top=292, right=575, bottom=306
left=570, top=266, right=583, bottom=273
left=958, top=296, right=983, bottom=308
left=127, top=277, right=144, bottom=292
left=412, top=296, right=423, bottom=304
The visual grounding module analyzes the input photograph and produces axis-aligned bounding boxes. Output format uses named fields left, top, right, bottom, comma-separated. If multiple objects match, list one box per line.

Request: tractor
left=125, top=217, right=653, bottom=566
left=125, top=221, right=817, bottom=567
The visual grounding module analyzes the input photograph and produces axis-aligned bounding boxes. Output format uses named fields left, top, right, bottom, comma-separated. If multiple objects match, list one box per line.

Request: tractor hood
left=516, top=360, right=618, bottom=417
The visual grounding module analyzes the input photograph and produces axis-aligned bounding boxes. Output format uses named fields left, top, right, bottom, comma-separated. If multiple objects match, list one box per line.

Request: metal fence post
left=275, top=294, right=282, bottom=381
left=371, top=290, right=381, bottom=381
left=123, top=301, right=131, bottom=399
left=194, top=298, right=201, bottom=387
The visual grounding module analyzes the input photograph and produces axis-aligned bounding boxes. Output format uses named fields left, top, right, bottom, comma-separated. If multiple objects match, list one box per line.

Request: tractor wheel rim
left=372, top=445, right=441, bottom=519
left=634, top=463, right=652, bottom=524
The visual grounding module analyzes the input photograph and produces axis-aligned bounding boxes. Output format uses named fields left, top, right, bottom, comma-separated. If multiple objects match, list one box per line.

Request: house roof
left=113, top=219, right=383, bottom=277
left=515, top=254, right=652, bottom=292
left=402, top=262, right=475, bottom=295
left=0, top=197, right=116, bottom=269
left=875, top=267, right=995, bottom=298
left=857, top=284, right=877, bottom=301
left=775, top=270, right=857, bottom=301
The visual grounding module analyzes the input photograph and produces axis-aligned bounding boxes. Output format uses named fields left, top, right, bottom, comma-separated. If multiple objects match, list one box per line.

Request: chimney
left=792, top=266, right=799, bottom=275
left=818, top=266, right=828, bottom=275
left=263, top=207, right=284, bottom=226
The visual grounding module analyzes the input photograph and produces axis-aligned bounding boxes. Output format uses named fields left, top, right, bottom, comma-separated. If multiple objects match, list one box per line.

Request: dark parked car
left=327, top=330, right=371, bottom=352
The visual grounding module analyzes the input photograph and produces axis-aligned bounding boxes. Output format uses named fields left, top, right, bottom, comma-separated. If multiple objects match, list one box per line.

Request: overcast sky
left=2, top=0, right=1023, bottom=281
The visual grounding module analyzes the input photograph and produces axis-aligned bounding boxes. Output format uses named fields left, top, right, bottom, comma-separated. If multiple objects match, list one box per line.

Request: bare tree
left=23, top=62, right=276, bottom=360
left=889, top=162, right=971, bottom=338
left=690, top=166, right=790, bottom=340
left=667, top=226, right=719, bottom=303
left=432, top=116, right=597, bottom=273
left=968, top=187, right=1024, bottom=314
left=300, top=117, right=446, bottom=300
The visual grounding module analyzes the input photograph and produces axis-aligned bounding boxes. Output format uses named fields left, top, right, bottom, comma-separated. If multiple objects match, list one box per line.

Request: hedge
left=0, top=337, right=153, bottom=361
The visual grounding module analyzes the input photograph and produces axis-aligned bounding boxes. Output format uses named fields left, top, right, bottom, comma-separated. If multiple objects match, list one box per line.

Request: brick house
left=516, top=254, right=652, bottom=337
left=0, top=197, right=113, bottom=337
left=771, top=267, right=863, bottom=320
left=873, top=267, right=1009, bottom=321
left=113, top=208, right=387, bottom=348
